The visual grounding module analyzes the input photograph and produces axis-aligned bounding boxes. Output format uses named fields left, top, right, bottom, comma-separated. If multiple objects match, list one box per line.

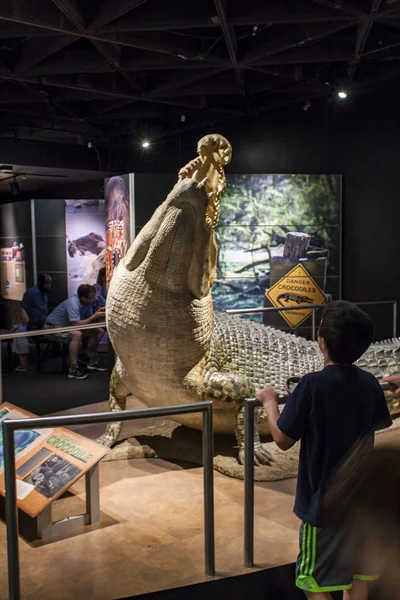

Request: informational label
left=16, top=479, right=35, bottom=500
left=266, top=263, right=328, bottom=328
left=0, top=402, right=109, bottom=518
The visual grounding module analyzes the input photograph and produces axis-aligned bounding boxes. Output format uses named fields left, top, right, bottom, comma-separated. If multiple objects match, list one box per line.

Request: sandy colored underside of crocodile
left=100, top=133, right=400, bottom=468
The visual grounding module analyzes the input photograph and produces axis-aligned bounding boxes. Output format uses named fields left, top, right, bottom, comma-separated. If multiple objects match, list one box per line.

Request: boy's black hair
left=318, top=300, right=373, bottom=364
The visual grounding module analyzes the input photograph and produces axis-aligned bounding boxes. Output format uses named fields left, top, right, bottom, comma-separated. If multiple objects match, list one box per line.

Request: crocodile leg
left=236, top=406, right=273, bottom=466
left=97, top=359, right=130, bottom=447
left=202, top=370, right=272, bottom=466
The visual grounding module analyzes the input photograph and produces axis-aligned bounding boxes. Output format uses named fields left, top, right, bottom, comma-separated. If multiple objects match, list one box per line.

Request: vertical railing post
left=244, top=398, right=256, bottom=568
left=203, top=405, right=215, bottom=576
left=312, top=307, right=316, bottom=342
left=4, top=421, right=20, bottom=600
left=393, top=302, right=398, bottom=338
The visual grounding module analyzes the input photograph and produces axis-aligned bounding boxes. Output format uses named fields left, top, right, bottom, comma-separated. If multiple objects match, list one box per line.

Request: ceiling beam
left=103, top=0, right=357, bottom=33
left=248, top=33, right=400, bottom=65
left=13, top=35, right=78, bottom=73
left=312, top=0, right=369, bottom=19
left=349, top=0, right=383, bottom=82
left=89, top=0, right=150, bottom=31
left=50, top=0, right=140, bottom=89
left=214, top=0, right=245, bottom=95
left=242, top=21, right=358, bottom=64
left=0, top=0, right=227, bottom=63
left=25, top=49, right=218, bottom=76
left=51, top=0, right=85, bottom=29
left=0, top=72, right=224, bottom=112
left=148, top=68, right=227, bottom=97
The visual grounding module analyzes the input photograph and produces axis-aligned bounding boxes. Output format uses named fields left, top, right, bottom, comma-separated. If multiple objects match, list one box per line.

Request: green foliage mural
left=213, top=174, right=341, bottom=319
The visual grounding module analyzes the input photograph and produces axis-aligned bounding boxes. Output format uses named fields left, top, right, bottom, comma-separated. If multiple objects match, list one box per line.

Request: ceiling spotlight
left=181, top=114, right=186, bottom=123
left=142, top=141, right=150, bottom=148
left=337, top=90, right=348, bottom=99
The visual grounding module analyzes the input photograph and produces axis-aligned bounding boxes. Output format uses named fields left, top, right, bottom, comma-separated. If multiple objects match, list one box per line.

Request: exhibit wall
left=132, top=173, right=341, bottom=335
left=214, top=174, right=341, bottom=325
left=65, top=200, right=106, bottom=296
left=34, top=199, right=68, bottom=309
left=0, top=201, right=34, bottom=328
left=104, top=174, right=135, bottom=288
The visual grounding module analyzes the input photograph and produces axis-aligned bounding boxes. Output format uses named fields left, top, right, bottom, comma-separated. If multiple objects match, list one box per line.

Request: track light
left=337, top=90, right=348, bottom=99
left=142, top=141, right=150, bottom=148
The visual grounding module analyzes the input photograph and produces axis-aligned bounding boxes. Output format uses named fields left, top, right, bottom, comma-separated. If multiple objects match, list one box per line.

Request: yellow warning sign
left=266, top=263, right=328, bottom=328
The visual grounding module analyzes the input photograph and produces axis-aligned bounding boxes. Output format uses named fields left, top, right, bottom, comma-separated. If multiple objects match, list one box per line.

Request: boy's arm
left=257, top=376, right=312, bottom=451
left=256, top=388, right=296, bottom=451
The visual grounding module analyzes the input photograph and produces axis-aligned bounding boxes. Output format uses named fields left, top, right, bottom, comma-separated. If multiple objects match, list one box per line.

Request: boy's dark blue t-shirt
left=277, top=364, right=392, bottom=527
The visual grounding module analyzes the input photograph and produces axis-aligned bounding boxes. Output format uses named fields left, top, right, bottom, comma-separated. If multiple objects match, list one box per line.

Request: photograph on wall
left=65, top=199, right=106, bottom=296
left=213, top=174, right=341, bottom=328
left=104, top=174, right=134, bottom=289
left=24, top=454, right=82, bottom=499
left=0, top=241, right=27, bottom=301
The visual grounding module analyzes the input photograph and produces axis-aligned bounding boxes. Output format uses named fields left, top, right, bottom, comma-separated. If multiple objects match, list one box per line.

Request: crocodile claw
left=238, top=443, right=274, bottom=467
left=96, top=432, right=117, bottom=448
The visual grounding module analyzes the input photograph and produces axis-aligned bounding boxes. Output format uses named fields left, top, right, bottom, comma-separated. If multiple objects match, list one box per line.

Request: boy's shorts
left=296, top=522, right=378, bottom=593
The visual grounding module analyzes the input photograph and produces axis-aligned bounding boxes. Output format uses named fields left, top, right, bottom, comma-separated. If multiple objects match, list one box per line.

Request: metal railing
left=0, top=321, right=106, bottom=403
left=226, top=300, right=398, bottom=342
left=3, top=402, right=215, bottom=600
left=243, top=398, right=260, bottom=568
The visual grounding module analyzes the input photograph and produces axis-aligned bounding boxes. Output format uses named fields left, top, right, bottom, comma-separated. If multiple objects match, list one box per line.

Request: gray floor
left=1, top=342, right=110, bottom=415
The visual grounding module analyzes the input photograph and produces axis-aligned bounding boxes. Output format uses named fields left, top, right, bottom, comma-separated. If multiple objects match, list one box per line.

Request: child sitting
left=256, top=300, right=392, bottom=600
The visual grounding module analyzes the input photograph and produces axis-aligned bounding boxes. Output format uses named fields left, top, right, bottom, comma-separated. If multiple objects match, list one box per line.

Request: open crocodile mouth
left=205, top=194, right=220, bottom=230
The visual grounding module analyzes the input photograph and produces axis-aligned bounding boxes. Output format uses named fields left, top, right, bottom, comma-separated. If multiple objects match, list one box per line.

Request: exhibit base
left=35, top=464, right=100, bottom=540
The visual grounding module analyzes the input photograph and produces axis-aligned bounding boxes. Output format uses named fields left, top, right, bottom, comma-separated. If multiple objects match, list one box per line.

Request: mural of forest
left=213, top=174, right=341, bottom=319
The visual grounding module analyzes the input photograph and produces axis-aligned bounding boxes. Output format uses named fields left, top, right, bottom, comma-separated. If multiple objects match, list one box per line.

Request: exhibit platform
left=0, top=397, right=301, bottom=600
left=2, top=397, right=399, bottom=600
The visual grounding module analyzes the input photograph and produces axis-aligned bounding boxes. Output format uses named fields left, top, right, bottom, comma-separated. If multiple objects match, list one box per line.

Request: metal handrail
left=3, top=402, right=215, bottom=600
left=0, top=321, right=106, bottom=341
left=0, top=321, right=108, bottom=403
left=226, top=300, right=398, bottom=341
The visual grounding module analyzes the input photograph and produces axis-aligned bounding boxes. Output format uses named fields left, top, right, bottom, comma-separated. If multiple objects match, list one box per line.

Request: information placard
left=0, top=403, right=108, bottom=518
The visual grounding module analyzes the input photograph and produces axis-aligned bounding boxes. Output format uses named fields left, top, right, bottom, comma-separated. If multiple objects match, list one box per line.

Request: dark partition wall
left=0, top=201, right=33, bottom=327
left=133, top=173, right=176, bottom=239
left=34, top=200, right=68, bottom=309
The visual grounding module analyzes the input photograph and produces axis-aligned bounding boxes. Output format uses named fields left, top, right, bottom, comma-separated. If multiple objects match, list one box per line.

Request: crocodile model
left=100, top=134, right=400, bottom=466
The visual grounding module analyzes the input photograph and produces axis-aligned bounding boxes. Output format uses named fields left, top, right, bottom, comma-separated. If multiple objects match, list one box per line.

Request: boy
left=256, top=301, right=392, bottom=600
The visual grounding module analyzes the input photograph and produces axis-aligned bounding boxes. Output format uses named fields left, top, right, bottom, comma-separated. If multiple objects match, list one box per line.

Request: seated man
left=22, top=274, right=52, bottom=329
left=45, top=284, right=106, bottom=380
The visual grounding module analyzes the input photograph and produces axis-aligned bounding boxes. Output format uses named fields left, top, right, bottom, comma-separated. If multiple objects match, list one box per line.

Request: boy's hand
left=382, top=375, right=400, bottom=398
left=256, top=387, right=280, bottom=408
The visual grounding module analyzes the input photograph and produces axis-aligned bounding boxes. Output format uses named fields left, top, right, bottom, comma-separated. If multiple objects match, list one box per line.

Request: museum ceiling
left=1, top=0, right=400, bottom=147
